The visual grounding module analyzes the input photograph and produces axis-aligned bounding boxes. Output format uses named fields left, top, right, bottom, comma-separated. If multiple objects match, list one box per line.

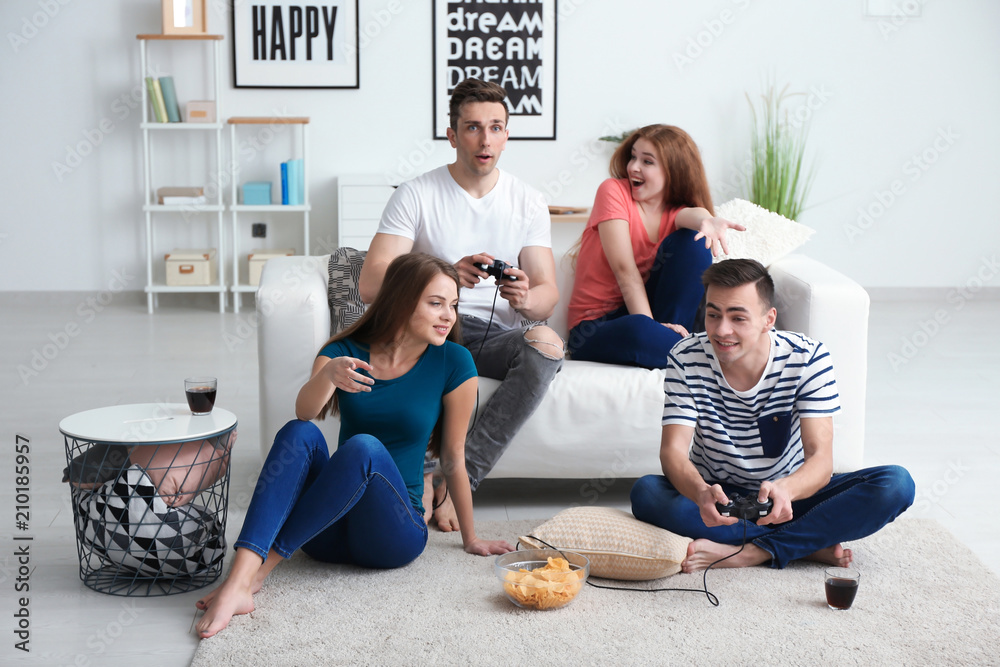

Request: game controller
left=716, top=495, right=773, bottom=521
left=478, top=259, right=517, bottom=281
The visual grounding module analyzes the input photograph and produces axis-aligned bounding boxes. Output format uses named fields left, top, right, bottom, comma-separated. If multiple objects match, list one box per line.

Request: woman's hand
left=464, top=538, right=515, bottom=556
left=693, top=216, right=746, bottom=258
left=323, top=356, right=375, bottom=393
left=662, top=322, right=689, bottom=338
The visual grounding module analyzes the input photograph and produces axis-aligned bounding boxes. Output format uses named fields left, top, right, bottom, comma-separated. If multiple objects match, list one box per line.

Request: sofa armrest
left=769, top=253, right=870, bottom=472
left=256, top=255, right=335, bottom=461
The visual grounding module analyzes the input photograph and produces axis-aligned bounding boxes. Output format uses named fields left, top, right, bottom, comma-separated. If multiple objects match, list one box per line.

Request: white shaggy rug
left=191, top=518, right=1000, bottom=666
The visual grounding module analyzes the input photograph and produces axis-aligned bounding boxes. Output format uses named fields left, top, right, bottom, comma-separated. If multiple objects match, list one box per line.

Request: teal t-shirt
left=318, top=338, right=477, bottom=513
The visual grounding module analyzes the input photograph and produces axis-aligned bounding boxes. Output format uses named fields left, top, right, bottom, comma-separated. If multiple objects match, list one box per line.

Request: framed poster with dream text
left=433, top=0, right=556, bottom=140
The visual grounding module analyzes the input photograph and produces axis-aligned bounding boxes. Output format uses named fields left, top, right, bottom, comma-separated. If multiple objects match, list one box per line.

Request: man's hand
left=756, top=480, right=793, bottom=525
left=455, top=252, right=494, bottom=288
left=456, top=252, right=531, bottom=310
left=697, top=484, right=739, bottom=527
left=496, top=265, right=530, bottom=310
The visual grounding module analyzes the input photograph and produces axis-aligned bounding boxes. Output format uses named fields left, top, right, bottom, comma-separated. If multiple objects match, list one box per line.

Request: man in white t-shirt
left=631, top=259, right=914, bottom=571
left=359, top=79, right=563, bottom=531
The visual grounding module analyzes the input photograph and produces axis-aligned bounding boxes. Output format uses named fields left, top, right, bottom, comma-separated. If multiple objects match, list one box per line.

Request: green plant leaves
left=744, top=84, right=815, bottom=221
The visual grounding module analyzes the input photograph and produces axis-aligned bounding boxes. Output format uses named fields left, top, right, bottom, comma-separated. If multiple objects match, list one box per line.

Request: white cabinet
left=336, top=174, right=395, bottom=251
left=227, top=117, right=311, bottom=313
left=138, top=34, right=226, bottom=313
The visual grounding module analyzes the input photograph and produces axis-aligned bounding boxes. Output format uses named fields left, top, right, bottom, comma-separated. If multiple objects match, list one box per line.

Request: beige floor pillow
left=520, top=506, right=692, bottom=580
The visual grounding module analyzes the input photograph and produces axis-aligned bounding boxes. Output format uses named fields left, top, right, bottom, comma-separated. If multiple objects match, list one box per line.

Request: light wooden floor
left=2, top=293, right=997, bottom=666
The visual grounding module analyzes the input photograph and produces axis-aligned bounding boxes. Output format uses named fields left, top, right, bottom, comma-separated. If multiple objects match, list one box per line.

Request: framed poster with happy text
left=232, top=0, right=359, bottom=88
left=432, top=0, right=557, bottom=140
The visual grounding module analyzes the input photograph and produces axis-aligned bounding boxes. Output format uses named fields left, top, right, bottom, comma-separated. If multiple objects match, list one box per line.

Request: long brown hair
left=610, top=124, right=715, bottom=215
left=569, top=125, right=715, bottom=268
left=316, top=252, right=463, bottom=425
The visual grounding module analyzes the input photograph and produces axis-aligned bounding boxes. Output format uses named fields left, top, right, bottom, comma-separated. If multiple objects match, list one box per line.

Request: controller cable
left=521, top=519, right=750, bottom=607
left=433, top=276, right=501, bottom=513
left=468, top=270, right=506, bottom=428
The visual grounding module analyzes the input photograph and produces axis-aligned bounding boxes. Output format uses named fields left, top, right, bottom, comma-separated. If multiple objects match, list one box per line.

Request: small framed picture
left=231, top=0, right=359, bottom=89
left=162, top=0, right=207, bottom=35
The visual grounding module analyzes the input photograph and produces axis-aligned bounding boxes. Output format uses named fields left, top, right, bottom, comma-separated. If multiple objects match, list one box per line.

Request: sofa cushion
left=714, top=198, right=815, bottom=267
left=479, top=360, right=665, bottom=479
left=327, top=247, right=368, bottom=335
left=519, top=506, right=691, bottom=580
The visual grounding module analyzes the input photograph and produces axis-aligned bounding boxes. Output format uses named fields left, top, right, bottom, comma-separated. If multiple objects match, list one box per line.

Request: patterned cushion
left=73, top=465, right=225, bottom=578
left=713, top=198, right=816, bottom=267
left=519, top=507, right=691, bottom=580
left=328, top=247, right=368, bottom=335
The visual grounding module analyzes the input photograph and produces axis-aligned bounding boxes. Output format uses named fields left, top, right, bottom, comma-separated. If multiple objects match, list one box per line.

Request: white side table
left=60, top=404, right=237, bottom=596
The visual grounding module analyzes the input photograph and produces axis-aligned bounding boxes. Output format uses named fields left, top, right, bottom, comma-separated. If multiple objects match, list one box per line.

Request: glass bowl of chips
left=495, top=549, right=590, bottom=610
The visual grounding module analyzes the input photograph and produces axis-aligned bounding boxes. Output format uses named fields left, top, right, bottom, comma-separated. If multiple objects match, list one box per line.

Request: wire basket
left=63, top=429, right=234, bottom=596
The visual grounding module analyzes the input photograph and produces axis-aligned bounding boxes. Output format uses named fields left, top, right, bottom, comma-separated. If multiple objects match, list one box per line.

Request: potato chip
left=501, top=556, right=585, bottom=609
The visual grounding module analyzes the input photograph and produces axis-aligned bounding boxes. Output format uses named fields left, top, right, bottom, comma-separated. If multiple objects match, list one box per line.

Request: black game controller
left=716, top=495, right=773, bottom=522
left=478, top=259, right=517, bottom=281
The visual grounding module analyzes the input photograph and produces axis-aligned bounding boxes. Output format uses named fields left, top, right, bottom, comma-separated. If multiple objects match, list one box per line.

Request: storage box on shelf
left=228, top=117, right=311, bottom=313
left=138, top=34, right=226, bottom=313
left=240, top=182, right=272, bottom=205
left=248, top=248, right=295, bottom=286
left=165, top=248, right=218, bottom=286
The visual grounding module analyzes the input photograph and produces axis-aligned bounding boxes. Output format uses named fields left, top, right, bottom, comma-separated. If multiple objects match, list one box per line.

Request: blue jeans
left=567, top=228, right=712, bottom=369
left=630, top=465, right=915, bottom=569
left=235, top=420, right=428, bottom=568
left=457, top=315, right=563, bottom=490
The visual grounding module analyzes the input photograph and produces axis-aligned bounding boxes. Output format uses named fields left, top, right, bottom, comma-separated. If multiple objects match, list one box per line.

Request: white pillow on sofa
left=714, top=199, right=815, bottom=267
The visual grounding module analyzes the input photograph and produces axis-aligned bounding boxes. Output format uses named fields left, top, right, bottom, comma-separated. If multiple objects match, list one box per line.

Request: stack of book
left=145, top=75, right=182, bottom=122
left=280, top=159, right=305, bottom=205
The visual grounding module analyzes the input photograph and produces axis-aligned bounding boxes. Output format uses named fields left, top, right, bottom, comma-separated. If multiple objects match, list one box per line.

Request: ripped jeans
left=455, top=314, right=563, bottom=489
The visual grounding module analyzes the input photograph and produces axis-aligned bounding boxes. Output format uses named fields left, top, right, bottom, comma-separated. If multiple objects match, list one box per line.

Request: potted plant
left=744, top=83, right=815, bottom=221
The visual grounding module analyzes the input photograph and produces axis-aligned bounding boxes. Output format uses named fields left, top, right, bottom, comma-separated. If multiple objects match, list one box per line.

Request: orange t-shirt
left=567, top=178, right=679, bottom=330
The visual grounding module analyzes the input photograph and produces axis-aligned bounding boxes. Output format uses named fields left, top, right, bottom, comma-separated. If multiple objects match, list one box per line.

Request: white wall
left=1, top=0, right=997, bottom=291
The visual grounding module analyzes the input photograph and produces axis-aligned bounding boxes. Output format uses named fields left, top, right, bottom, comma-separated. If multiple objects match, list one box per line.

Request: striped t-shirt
left=663, top=330, right=841, bottom=487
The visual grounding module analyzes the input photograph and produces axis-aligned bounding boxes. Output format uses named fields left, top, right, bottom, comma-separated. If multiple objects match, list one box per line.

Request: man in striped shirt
left=631, top=259, right=914, bottom=571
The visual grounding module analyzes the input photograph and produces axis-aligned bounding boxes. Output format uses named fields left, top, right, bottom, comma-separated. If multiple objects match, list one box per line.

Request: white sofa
left=256, top=223, right=869, bottom=480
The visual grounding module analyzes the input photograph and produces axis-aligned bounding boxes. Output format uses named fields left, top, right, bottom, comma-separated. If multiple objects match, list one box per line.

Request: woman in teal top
left=196, top=253, right=514, bottom=638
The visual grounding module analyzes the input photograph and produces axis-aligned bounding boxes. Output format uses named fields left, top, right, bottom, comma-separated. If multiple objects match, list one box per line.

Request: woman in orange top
left=566, top=125, right=743, bottom=368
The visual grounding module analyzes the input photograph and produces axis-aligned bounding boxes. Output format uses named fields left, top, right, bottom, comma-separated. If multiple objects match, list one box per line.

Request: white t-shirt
left=377, top=165, right=551, bottom=329
left=662, top=330, right=841, bottom=487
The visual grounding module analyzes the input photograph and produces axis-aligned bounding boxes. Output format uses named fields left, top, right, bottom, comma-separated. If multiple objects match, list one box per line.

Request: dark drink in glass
left=825, top=577, right=859, bottom=609
left=186, top=387, right=217, bottom=414
left=824, top=567, right=860, bottom=610
left=184, top=377, right=217, bottom=415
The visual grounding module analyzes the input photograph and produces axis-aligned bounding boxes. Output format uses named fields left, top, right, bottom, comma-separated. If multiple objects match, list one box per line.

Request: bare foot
left=422, top=472, right=434, bottom=523
left=195, top=580, right=255, bottom=638
left=681, top=539, right=771, bottom=573
left=806, top=544, right=853, bottom=567
left=431, top=480, right=460, bottom=532
left=196, top=574, right=265, bottom=610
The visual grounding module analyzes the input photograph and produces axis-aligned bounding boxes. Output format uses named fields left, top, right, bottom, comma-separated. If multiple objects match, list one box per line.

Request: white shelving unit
left=138, top=34, right=226, bottom=313
left=336, top=174, right=395, bottom=251
left=227, top=117, right=311, bottom=313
